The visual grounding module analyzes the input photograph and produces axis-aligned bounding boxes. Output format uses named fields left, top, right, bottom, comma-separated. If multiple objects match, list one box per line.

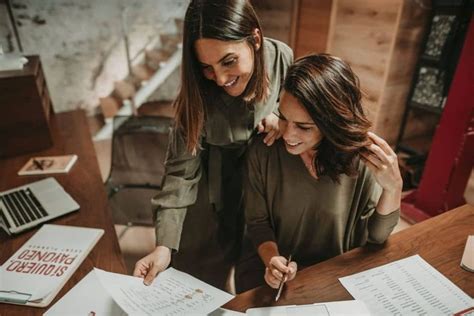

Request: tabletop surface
left=0, top=110, right=126, bottom=315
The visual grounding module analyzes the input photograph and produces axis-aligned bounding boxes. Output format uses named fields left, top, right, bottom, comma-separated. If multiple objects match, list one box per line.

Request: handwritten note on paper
left=339, top=255, right=474, bottom=315
left=94, top=267, right=234, bottom=316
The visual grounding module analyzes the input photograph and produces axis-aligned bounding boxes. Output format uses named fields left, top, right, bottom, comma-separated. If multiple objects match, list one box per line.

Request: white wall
left=1, top=0, right=188, bottom=113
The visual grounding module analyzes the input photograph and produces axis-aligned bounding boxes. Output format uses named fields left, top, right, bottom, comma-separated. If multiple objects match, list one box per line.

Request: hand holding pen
left=264, top=255, right=297, bottom=300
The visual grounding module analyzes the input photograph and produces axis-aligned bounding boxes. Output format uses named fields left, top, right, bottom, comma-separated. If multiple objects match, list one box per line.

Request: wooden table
left=0, top=110, right=126, bottom=315
left=225, top=204, right=474, bottom=312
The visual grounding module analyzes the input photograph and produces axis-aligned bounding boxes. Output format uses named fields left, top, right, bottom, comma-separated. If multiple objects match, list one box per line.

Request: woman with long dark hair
left=240, top=54, right=402, bottom=291
left=133, top=0, right=293, bottom=291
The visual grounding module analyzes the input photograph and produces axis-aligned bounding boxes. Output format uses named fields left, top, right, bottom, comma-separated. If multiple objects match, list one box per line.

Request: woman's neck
left=300, top=150, right=318, bottom=179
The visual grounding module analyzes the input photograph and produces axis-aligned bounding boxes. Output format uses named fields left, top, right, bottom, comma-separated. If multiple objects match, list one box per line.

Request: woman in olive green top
left=240, top=54, right=402, bottom=291
left=133, top=0, right=293, bottom=290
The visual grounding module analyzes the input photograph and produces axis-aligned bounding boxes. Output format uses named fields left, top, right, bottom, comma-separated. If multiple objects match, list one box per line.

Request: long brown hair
left=283, top=54, right=372, bottom=182
left=175, top=0, right=269, bottom=152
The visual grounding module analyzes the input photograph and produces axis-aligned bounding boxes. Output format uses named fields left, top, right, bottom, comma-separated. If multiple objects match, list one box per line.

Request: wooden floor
left=87, top=101, right=474, bottom=275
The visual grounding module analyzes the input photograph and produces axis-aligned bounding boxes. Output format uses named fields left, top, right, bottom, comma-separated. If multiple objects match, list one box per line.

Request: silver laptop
left=0, top=177, right=79, bottom=235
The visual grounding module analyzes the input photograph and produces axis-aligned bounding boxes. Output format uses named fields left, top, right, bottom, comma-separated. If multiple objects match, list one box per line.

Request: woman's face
left=194, top=37, right=256, bottom=97
left=278, top=90, right=323, bottom=155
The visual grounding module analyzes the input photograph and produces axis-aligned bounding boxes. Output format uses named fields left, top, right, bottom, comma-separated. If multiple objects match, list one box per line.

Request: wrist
left=257, top=241, right=280, bottom=268
left=384, top=179, right=403, bottom=193
left=155, top=245, right=171, bottom=255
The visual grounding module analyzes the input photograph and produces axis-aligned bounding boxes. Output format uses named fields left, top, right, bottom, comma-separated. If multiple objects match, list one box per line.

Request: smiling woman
left=132, top=0, right=293, bottom=292
left=237, top=54, right=402, bottom=292
left=195, top=38, right=257, bottom=97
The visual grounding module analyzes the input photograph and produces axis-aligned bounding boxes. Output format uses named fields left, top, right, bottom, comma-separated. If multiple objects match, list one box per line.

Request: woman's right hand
left=264, top=256, right=297, bottom=289
left=133, top=246, right=171, bottom=285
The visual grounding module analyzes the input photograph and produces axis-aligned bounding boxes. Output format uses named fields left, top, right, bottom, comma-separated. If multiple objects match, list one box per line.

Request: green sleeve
left=365, top=176, right=400, bottom=244
left=244, top=140, right=276, bottom=249
left=152, top=127, right=202, bottom=251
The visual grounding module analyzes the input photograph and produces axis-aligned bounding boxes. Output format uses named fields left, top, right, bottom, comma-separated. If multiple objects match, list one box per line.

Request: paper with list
left=339, top=255, right=473, bottom=315
left=94, top=267, right=234, bottom=316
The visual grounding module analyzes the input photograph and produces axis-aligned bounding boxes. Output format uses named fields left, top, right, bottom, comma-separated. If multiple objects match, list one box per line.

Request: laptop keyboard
left=0, top=189, right=48, bottom=228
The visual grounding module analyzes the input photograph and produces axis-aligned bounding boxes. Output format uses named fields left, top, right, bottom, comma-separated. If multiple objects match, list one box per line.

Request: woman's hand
left=361, top=132, right=403, bottom=192
left=264, top=256, right=297, bottom=289
left=257, top=112, right=282, bottom=146
left=133, top=246, right=171, bottom=285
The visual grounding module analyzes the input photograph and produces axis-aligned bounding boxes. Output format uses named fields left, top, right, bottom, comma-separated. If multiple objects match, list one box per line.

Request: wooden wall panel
left=327, top=0, right=401, bottom=126
left=293, top=0, right=332, bottom=57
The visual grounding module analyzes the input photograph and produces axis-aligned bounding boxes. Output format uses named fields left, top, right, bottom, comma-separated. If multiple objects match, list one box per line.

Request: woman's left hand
left=361, top=132, right=403, bottom=192
left=257, top=112, right=282, bottom=146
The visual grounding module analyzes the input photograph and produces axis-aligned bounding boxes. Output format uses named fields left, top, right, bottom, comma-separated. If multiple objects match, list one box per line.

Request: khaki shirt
left=153, top=38, right=294, bottom=251
left=245, top=137, right=400, bottom=266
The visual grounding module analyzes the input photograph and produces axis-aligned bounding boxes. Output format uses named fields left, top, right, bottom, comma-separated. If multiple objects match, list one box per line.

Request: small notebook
left=18, top=155, right=78, bottom=175
left=460, top=235, right=474, bottom=273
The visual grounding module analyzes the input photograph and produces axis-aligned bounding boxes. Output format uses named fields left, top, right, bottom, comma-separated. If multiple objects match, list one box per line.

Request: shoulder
left=264, top=38, right=294, bottom=66
left=247, top=134, right=284, bottom=164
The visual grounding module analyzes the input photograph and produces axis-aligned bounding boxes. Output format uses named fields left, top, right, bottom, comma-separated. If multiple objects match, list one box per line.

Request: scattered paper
left=339, top=255, right=473, bottom=315
left=45, top=270, right=126, bottom=316
left=95, top=267, right=234, bottom=316
left=209, top=308, right=246, bottom=315
left=246, top=300, right=370, bottom=316
left=0, top=54, right=28, bottom=71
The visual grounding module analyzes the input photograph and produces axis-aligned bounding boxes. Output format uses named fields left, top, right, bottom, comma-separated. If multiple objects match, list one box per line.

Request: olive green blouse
left=245, top=137, right=400, bottom=267
left=152, top=38, right=294, bottom=251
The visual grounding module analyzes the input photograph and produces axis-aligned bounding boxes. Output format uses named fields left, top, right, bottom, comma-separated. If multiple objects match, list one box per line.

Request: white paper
left=95, top=267, right=234, bottom=316
left=208, top=308, right=245, bottom=315
left=0, top=54, right=28, bottom=71
left=45, top=270, right=126, bottom=316
left=339, top=255, right=474, bottom=315
left=246, top=300, right=370, bottom=316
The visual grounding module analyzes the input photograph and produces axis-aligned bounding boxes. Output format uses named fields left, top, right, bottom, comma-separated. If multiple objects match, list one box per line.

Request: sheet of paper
left=45, top=270, right=126, bottom=316
left=95, top=267, right=234, bottom=316
left=339, top=255, right=474, bottom=315
left=246, top=300, right=370, bottom=316
left=208, top=307, right=245, bottom=315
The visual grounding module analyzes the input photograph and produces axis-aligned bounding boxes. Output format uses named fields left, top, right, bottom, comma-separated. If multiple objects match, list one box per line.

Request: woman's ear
left=253, top=28, right=262, bottom=50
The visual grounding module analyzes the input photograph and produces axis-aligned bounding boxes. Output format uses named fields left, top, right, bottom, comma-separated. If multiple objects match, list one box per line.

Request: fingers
left=133, top=260, right=148, bottom=278
left=263, top=129, right=277, bottom=146
left=264, top=261, right=298, bottom=289
left=368, top=132, right=396, bottom=156
left=134, top=246, right=172, bottom=286
left=258, top=112, right=281, bottom=145
left=287, top=262, right=298, bottom=281
left=264, top=268, right=281, bottom=289
left=144, top=262, right=162, bottom=286
left=270, top=257, right=290, bottom=273
left=360, top=151, right=384, bottom=170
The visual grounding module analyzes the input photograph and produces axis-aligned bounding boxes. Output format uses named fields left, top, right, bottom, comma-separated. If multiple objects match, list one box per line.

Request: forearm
left=154, top=207, right=187, bottom=251
left=376, top=183, right=402, bottom=215
left=257, top=241, right=280, bottom=268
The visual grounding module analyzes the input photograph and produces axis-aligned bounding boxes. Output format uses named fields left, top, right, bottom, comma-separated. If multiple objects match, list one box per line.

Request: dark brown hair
left=283, top=54, right=372, bottom=182
left=174, top=0, right=269, bottom=152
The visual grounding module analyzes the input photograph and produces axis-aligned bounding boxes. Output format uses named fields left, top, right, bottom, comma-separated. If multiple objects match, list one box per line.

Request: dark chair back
left=105, top=115, right=172, bottom=226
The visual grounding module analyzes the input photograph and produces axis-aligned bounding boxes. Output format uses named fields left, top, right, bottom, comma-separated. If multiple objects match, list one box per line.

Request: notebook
left=0, top=177, right=79, bottom=235
left=18, top=155, right=78, bottom=176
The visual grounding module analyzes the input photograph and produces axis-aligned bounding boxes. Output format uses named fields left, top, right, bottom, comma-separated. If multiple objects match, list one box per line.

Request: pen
left=33, top=159, right=43, bottom=170
left=275, top=254, right=292, bottom=302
